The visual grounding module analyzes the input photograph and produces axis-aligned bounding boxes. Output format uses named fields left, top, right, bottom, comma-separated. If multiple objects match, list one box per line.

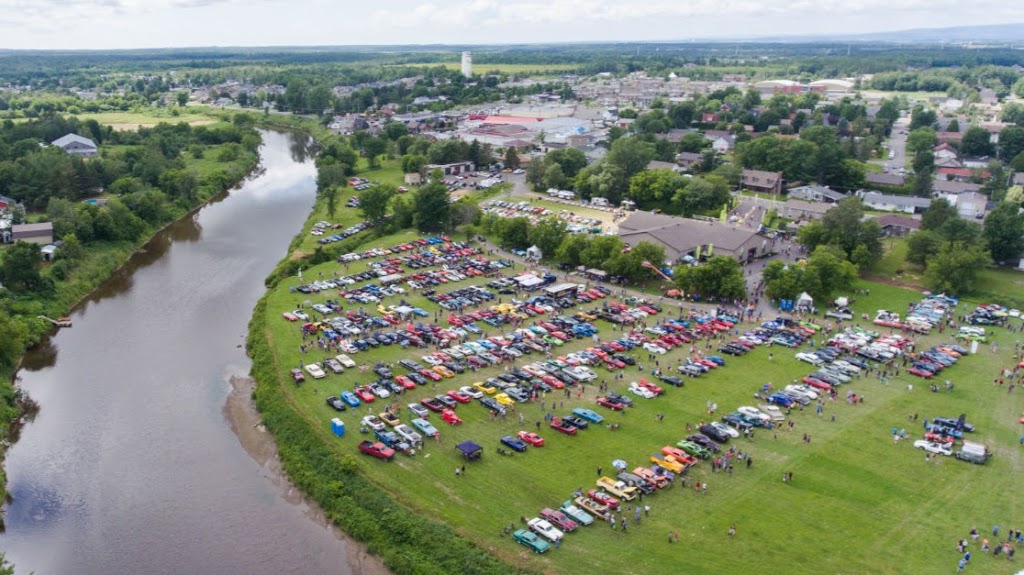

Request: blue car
left=500, top=435, right=528, bottom=452
left=340, top=391, right=361, bottom=407
left=411, top=307, right=429, bottom=317
left=767, top=393, right=795, bottom=408
left=571, top=408, right=604, bottom=424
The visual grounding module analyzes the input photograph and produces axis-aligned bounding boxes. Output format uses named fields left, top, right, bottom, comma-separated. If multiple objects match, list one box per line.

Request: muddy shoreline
left=223, top=375, right=391, bottom=575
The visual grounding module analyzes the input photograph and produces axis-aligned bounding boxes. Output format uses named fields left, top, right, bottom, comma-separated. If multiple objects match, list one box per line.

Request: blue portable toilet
left=331, top=418, right=345, bottom=437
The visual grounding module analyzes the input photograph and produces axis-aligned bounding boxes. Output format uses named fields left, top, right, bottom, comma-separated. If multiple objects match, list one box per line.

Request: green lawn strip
left=256, top=228, right=1024, bottom=575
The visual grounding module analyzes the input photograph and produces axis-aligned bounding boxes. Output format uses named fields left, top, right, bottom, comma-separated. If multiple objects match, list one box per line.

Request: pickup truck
left=375, top=430, right=412, bottom=453
left=617, top=471, right=656, bottom=494
left=596, top=476, right=638, bottom=501
left=358, top=441, right=395, bottom=461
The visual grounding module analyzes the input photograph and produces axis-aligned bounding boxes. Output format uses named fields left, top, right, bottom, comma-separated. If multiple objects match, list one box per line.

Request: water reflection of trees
left=19, top=338, right=57, bottom=372
left=288, top=132, right=313, bottom=163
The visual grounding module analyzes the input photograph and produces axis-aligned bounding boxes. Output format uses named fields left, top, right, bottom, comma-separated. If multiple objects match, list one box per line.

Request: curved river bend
left=1, top=130, right=364, bottom=575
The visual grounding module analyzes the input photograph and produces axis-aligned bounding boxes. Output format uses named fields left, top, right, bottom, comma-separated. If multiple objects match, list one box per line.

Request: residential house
left=865, top=172, right=906, bottom=188
left=935, top=157, right=962, bottom=169
left=936, top=167, right=985, bottom=182
left=1013, top=172, right=1024, bottom=186
left=617, top=211, right=770, bottom=263
left=874, top=215, right=920, bottom=237
left=936, top=131, right=964, bottom=145
left=701, top=113, right=720, bottom=124
left=933, top=143, right=958, bottom=161
left=11, top=222, right=54, bottom=244
left=980, top=122, right=1010, bottom=144
left=677, top=152, right=703, bottom=170
left=425, top=161, right=475, bottom=176
left=943, top=192, right=988, bottom=220
left=657, top=128, right=697, bottom=143
left=778, top=199, right=834, bottom=221
left=404, top=173, right=423, bottom=186
left=51, top=134, right=98, bottom=158
left=0, top=195, right=16, bottom=212
left=711, top=136, right=735, bottom=153
left=932, top=180, right=982, bottom=196
left=741, top=169, right=784, bottom=195
left=858, top=191, right=931, bottom=214
left=787, top=185, right=846, bottom=203
left=646, top=160, right=681, bottom=172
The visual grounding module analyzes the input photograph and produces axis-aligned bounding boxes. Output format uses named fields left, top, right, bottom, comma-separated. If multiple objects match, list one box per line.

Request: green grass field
left=72, top=107, right=221, bottom=129
left=256, top=212, right=1024, bottom=574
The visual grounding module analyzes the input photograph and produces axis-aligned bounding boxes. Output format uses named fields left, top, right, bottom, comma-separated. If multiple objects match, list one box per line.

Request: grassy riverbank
left=0, top=126, right=261, bottom=524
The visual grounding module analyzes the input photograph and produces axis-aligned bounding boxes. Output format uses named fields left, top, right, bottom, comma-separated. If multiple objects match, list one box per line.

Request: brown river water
left=1, top=130, right=387, bottom=575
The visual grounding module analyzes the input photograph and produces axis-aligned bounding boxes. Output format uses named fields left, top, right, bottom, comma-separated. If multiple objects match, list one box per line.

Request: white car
left=422, top=355, right=443, bottom=366
left=795, top=352, right=824, bottom=366
left=335, top=354, right=357, bottom=368
left=708, top=421, right=740, bottom=439
left=407, top=403, right=430, bottom=419
left=459, top=385, right=483, bottom=399
left=738, top=406, right=770, bottom=423
left=820, top=368, right=851, bottom=383
left=361, top=415, right=386, bottom=432
left=628, top=382, right=656, bottom=399
left=527, top=517, right=564, bottom=543
left=785, top=384, right=818, bottom=400
left=830, top=360, right=860, bottom=374
left=325, top=358, right=344, bottom=374
left=757, top=404, right=786, bottom=421
left=368, top=383, right=390, bottom=399
left=913, top=440, right=952, bottom=456
left=393, top=424, right=423, bottom=445
left=644, top=343, right=667, bottom=355
left=304, top=364, right=327, bottom=379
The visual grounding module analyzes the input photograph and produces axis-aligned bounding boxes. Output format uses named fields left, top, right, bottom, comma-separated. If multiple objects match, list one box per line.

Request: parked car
left=500, top=435, right=528, bottom=452
left=358, top=441, right=395, bottom=461
left=411, top=418, right=439, bottom=437
left=527, top=518, right=564, bottom=543
left=512, top=529, right=550, bottom=553
left=517, top=431, right=545, bottom=446
left=913, top=440, right=952, bottom=456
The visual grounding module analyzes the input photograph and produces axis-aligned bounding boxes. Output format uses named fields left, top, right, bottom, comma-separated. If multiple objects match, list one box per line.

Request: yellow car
left=494, top=393, right=515, bottom=407
left=380, top=411, right=401, bottom=427
left=473, top=381, right=497, bottom=395
left=576, top=311, right=597, bottom=321
left=433, top=365, right=455, bottom=378
left=650, top=453, right=685, bottom=474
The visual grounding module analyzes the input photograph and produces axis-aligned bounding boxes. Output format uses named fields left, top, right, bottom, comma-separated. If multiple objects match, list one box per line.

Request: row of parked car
left=912, top=414, right=989, bottom=464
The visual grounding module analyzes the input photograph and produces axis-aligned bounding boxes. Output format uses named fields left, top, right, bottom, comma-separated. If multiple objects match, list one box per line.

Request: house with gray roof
left=617, top=211, right=771, bottom=263
left=932, top=180, right=982, bottom=195
left=858, top=191, right=931, bottom=214
left=51, top=134, right=97, bottom=157
left=865, top=172, right=905, bottom=188
left=787, top=185, right=846, bottom=203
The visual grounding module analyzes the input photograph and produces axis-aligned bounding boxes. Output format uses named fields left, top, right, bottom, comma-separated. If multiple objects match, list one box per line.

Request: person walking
left=728, top=524, right=736, bottom=537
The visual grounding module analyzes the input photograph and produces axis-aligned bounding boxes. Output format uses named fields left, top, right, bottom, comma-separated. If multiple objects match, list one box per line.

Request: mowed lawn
left=72, top=107, right=221, bottom=129
left=260, top=226, right=1024, bottom=575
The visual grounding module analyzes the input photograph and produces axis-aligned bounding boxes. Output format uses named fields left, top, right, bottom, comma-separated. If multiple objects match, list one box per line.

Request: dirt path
left=223, top=375, right=392, bottom=575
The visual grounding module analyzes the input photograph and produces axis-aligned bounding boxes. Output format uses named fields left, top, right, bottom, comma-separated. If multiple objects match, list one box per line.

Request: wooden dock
left=38, top=315, right=72, bottom=328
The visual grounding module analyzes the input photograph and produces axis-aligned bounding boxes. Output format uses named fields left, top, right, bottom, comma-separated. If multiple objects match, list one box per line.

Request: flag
left=720, top=204, right=728, bottom=223
left=695, top=245, right=702, bottom=261
left=707, top=243, right=714, bottom=257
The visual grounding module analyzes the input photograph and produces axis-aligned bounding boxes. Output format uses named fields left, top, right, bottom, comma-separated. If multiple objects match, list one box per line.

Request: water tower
left=461, top=51, right=472, bottom=78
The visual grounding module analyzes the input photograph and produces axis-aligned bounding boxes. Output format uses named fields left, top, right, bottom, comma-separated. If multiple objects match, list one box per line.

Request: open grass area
left=72, top=107, right=222, bottom=129
left=255, top=217, right=1024, bottom=574
left=388, top=63, right=577, bottom=75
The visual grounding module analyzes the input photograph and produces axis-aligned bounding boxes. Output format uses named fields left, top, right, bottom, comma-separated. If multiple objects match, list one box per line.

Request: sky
left=0, top=0, right=1022, bottom=50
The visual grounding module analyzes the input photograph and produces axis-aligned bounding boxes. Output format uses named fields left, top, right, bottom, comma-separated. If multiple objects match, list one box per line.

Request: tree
left=982, top=202, right=1024, bottom=263
left=803, top=246, right=858, bottom=302
left=0, top=311, right=29, bottom=372
left=358, top=185, right=392, bottom=225
left=924, top=241, right=990, bottom=295
left=527, top=219, right=568, bottom=257
left=555, top=233, right=590, bottom=267
left=546, top=148, right=587, bottom=179
left=673, top=256, right=747, bottom=300
left=605, top=137, right=655, bottom=178
left=920, top=198, right=958, bottom=231
left=525, top=158, right=547, bottom=191
left=176, top=91, right=189, bottom=107
left=575, top=163, right=628, bottom=203
left=912, top=150, right=935, bottom=175
left=960, top=126, right=994, bottom=157
left=762, top=260, right=805, bottom=301
left=0, top=241, right=45, bottom=293
left=627, top=169, right=687, bottom=205
left=674, top=176, right=730, bottom=217
left=579, top=235, right=624, bottom=269
left=937, top=217, right=981, bottom=246
left=608, top=241, right=667, bottom=282
left=413, top=181, right=451, bottom=233
left=909, top=107, right=937, bottom=130
left=503, top=147, right=521, bottom=170
left=906, top=127, right=937, bottom=155
left=362, top=136, right=388, bottom=169
left=678, top=132, right=707, bottom=153
left=497, top=217, right=531, bottom=249
left=543, top=163, right=567, bottom=191
left=1000, top=126, right=1024, bottom=162
left=906, top=230, right=942, bottom=265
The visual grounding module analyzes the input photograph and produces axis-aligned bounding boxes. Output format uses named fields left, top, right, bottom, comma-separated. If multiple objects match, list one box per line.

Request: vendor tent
left=456, top=440, right=483, bottom=461
left=526, top=245, right=543, bottom=261
left=834, top=297, right=849, bottom=307
left=796, top=292, right=814, bottom=311
left=514, top=273, right=544, bottom=289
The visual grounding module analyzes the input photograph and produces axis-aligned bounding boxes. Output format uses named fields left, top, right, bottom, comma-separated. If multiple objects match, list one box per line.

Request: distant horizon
left=0, top=0, right=1022, bottom=51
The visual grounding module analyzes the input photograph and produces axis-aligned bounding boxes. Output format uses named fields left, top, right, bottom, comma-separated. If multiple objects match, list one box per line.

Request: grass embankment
left=0, top=135, right=259, bottom=525
left=253, top=189, right=1024, bottom=574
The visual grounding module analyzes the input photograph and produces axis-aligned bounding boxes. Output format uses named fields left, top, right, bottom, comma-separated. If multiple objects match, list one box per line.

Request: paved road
left=884, top=117, right=911, bottom=173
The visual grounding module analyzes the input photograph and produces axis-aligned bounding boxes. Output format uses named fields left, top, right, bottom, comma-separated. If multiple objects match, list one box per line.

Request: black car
left=434, top=394, right=457, bottom=409
left=721, top=414, right=753, bottom=432
left=326, top=396, right=346, bottom=411
left=617, top=471, right=656, bottom=494
left=613, top=353, right=635, bottom=366
left=479, top=397, right=507, bottom=415
left=687, top=433, right=721, bottom=452
left=718, top=345, right=745, bottom=356
left=933, top=416, right=975, bottom=432
left=658, top=375, right=684, bottom=387
left=563, top=415, right=589, bottom=429
left=699, top=423, right=730, bottom=443
left=606, top=391, right=633, bottom=408
left=374, top=365, right=394, bottom=379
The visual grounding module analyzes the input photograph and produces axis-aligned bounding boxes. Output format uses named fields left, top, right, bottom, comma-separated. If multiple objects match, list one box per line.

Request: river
left=1, top=130, right=368, bottom=575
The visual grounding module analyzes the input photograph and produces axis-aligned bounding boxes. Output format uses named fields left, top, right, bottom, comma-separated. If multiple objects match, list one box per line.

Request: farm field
left=72, top=107, right=221, bottom=130
left=257, top=208, right=1024, bottom=575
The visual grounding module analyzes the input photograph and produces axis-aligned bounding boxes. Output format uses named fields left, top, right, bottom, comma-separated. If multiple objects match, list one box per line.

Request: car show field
left=256, top=214, right=1024, bottom=574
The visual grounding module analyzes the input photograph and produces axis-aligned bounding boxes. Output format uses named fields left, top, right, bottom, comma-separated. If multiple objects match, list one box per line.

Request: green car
left=561, top=500, right=594, bottom=526
left=799, top=320, right=821, bottom=331
left=513, top=529, right=551, bottom=553
left=543, top=335, right=564, bottom=347
left=853, top=326, right=880, bottom=338
left=676, top=440, right=711, bottom=459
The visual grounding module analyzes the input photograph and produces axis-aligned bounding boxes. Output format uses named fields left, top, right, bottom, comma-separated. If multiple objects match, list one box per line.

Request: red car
left=924, top=432, right=955, bottom=444
left=908, top=367, right=934, bottom=379
left=660, top=446, right=698, bottom=467
left=540, top=375, right=564, bottom=389
left=639, top=380, right=664, bottom=395
left=446, top=390, right=472, bottom=404
left=290, top=368, right=305, bottom=383
left=550, top=417, right=578, bottom=436
left=802, top=376, right=832, bottom=391
left=419, top=369, right=442, bottom=382
left=354, top=385, right=376, bottom=403
left=421, top=397, right=445, bottom=412
left=604, top=357, right=626, bottom=369
left=395, top=375, right=417, bottom=390
left=358, top=441, right=395, bottom=461
left=517, top=431, right=545, bottom=447
left=587, top=489, right=620, bottom=510
left=441, top=409, right=462, bottom=425
left=540, top=508, right=578, bottom=532
left=595, top=396, right=624, bottom=410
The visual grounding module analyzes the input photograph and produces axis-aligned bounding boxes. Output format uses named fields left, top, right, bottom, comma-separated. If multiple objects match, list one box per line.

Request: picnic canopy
left=456, top=440, right=483, bottom=461
left=796, top=292, right=813, bottom=310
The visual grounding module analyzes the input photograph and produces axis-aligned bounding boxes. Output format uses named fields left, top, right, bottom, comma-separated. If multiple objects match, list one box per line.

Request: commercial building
left=618, top=211, right=770, bottom=264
